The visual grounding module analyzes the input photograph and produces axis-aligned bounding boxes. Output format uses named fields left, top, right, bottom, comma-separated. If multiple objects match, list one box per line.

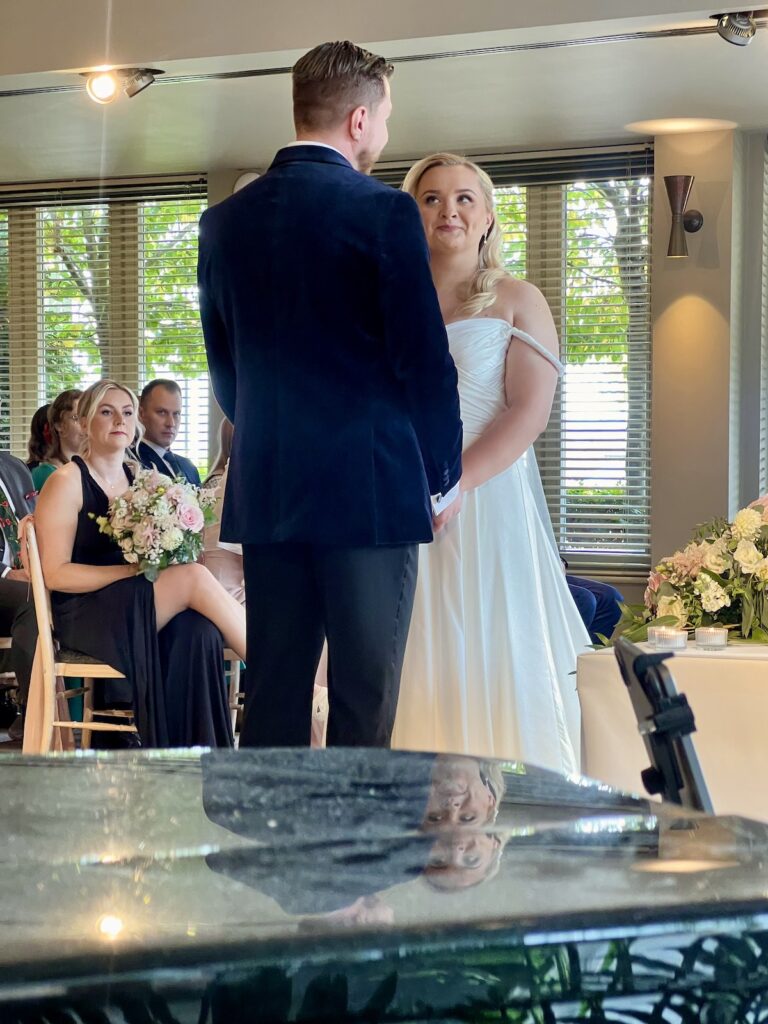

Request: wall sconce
left=664, top=175, right=704, bottom=258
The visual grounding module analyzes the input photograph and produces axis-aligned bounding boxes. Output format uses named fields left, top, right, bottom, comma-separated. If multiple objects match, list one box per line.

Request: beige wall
left=650, top=130, right=735, bottom=567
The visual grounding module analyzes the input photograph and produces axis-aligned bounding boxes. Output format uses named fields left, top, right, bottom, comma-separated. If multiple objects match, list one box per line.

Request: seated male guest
left=131, top=378, right=201, bottom=485
left=564, top=562, right=623, bottom=644
left=0, top=452, right=38, bottom=738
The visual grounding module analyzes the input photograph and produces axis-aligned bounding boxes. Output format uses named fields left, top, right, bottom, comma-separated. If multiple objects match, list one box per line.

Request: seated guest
left=36, top=378, right=246, bottom=748
left=201, top=418, right=243, bottom=603
left=563, top=559, right=623, bottom=643
left=26, top=404, right=51, bottom=472
left=0, top=452, right=38, bottom=740
left=31, top=389, right=84, bottom=492
left=132, top=378, right=201, bottom=484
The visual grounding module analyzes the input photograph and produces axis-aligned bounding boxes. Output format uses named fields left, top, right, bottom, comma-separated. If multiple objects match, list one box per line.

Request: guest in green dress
left=31, top=389, right=83, bottom=492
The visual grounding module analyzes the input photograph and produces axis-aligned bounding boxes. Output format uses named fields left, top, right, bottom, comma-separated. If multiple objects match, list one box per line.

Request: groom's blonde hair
left=402, top=153, right=508, bottom=319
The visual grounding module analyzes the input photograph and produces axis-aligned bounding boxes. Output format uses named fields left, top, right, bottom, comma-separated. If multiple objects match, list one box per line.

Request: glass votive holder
left=695, top=626, right=728, bottom=650
left=650, top=627, right=688, bottom=651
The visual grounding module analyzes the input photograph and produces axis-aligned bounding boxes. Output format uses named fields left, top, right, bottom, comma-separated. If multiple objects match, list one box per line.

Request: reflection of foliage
left=41, top=199, right=206, bottom=398
left=6, top=927, right=768, bottom=1021
left=197, top=928, right=768, bottom=1022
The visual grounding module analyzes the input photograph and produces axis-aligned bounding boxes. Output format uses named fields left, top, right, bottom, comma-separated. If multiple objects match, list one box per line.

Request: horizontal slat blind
left=0, top=179, right=209, bottom=474
left=377, top=148, right=652, bottom=577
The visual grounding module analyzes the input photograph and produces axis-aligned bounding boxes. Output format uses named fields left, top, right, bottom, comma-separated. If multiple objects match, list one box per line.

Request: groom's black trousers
left=240, top=542, right=418, bottom=748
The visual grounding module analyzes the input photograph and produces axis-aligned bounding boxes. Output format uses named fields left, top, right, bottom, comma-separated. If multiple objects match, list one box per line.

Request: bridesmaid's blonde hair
left=402, top=152, right=508, bottom=318
left=77, top=379, right=143, bottom=460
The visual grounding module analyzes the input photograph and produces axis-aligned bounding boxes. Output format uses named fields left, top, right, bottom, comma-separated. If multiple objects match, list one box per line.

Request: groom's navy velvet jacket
left=198, top=145, right=463, bottom=546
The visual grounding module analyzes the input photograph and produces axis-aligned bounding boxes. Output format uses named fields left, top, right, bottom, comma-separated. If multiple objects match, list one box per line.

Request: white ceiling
left=1, top=4, right=767, bottom=182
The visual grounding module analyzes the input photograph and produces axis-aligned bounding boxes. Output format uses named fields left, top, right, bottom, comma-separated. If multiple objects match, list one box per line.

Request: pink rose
left=177, top=502, right=204, bottom=533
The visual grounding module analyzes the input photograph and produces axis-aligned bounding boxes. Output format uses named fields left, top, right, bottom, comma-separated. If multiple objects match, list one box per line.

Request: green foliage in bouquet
left=608, top=502, right=768, bottom=645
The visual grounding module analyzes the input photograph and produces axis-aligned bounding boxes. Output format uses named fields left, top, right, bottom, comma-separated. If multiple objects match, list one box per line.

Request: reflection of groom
left=198, top=41, right=463, bottom=747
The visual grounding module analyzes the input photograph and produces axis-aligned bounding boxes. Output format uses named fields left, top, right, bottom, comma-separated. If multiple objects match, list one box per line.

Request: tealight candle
left=651, top=627, right=687, bottom=651
left=695, top=626, right=728, bottom=650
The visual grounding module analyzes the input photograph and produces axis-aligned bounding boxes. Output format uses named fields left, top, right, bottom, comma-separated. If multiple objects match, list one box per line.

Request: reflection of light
left=97, top=914, right=124, bottom=939
left=633, top=859, right=739, bottom=874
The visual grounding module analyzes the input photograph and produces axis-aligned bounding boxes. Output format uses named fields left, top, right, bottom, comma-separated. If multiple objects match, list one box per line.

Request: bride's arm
left=36, top=465, right=138, bottom=593
left=460, top=279, right=560, bottom=493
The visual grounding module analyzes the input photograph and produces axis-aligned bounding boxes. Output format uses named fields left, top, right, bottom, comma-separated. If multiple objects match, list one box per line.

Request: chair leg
left=81, top=678, right=94, bottom=751
left=22, top=645, right=47, bottom=755
left=228, top=660, right=240, bottom=734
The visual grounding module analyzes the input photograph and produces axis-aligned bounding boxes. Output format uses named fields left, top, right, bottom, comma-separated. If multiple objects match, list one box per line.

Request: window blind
left=0, top=178, right=209, bottom=474
left=376, top=147, right=653, bottom=578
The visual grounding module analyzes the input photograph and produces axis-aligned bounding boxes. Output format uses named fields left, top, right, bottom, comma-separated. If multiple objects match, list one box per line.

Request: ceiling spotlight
left=82, top=67, right=164, bottom=103
left=123, top=68, right=164, bottom=98
left=84, top=70, right=120, bottom=104
left=712, top=11, right=759, bottom=45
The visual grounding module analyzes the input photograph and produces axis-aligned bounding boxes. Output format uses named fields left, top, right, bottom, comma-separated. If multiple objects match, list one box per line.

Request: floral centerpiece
left=611, top=501, right=768, bottom=644
left=92, top=468, right=218, bottom=582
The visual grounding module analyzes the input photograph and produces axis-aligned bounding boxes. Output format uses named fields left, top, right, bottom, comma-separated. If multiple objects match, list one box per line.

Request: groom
left=198, top=40, right=463, bottom=748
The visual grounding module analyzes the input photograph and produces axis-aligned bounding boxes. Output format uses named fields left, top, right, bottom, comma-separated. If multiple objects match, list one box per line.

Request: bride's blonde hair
left=402, top=152, right=508, bottom=318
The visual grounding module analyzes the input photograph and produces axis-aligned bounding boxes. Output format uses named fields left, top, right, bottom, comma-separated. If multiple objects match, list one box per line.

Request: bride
left=391, top=153, right=590, bottom=774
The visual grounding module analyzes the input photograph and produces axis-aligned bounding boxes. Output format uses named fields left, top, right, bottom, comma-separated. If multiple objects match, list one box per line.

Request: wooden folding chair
left=21, top=521, right=136, bottom=754
left=224, top=652, right=243, bottom=734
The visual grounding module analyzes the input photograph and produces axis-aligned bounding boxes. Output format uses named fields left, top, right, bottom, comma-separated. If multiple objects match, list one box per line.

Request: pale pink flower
left=132, top=519, right=159, bottom=552
left=164, top=484, right=187, bottom=505
left=177, top=502, right=204, bottom=533
left=644, top=570, right=663, bottom=609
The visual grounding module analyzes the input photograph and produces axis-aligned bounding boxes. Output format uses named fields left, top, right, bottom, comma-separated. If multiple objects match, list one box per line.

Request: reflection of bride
left=391, top=153, right=590, bottom=774
left=421, top=756, right=507, bottom=890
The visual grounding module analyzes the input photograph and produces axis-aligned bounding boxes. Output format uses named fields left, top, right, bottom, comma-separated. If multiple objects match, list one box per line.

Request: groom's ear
left=348, top=104, right=368, bottom=142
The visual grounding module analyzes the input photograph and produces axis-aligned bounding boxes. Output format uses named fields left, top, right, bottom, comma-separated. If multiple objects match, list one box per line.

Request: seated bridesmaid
left=35, top=378, right=247, bottom=748
left=201, top=418, right=244, bottom=604
left=31, top=389, right=83, bottom=491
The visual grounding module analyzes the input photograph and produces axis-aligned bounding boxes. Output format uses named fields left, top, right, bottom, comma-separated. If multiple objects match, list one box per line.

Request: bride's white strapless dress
left=391, top=318, right=590, bottom=774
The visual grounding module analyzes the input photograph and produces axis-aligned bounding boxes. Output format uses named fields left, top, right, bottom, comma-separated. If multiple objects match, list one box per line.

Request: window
left=0, top=179, right=208, bottom=473
left=378, top=148, right=652, bottom=578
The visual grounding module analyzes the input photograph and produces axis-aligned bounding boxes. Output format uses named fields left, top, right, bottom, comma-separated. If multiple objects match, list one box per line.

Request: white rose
left=124, top=551, right=139, bottom=564
left=734, top=539, right=763, bottom=574
left=656, top=595, right=687, bottom=628
left=702, top=537, right=730, bottom=574
left=756, top=559, right=768, bottom=582
left=732, top=507, right=763, bottom=542
left=160, top=527, right=183, bottom=552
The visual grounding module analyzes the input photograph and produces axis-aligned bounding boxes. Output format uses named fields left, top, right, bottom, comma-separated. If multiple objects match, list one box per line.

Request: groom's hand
left=433, top=489, right=462, bottom=533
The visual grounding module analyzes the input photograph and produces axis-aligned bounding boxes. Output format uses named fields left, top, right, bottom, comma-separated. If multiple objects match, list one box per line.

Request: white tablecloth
left=577, top=642, right=768, bottom=822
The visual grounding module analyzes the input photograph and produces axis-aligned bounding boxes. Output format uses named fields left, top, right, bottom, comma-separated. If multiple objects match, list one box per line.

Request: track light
left=123, top=68, right=161, bottom=98
left=711, top=11, right=762, bottom=45
left=84, top=70, right=120, bottom=104
left=82, top=67, right=164, bottom=104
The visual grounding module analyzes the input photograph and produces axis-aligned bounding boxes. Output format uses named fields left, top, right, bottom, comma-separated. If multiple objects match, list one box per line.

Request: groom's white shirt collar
left=286, top=140, right=347, bottom=159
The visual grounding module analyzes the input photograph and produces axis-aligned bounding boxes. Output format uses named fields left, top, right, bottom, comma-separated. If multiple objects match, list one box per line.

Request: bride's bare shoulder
left=493, top=275, right=548, bottom=320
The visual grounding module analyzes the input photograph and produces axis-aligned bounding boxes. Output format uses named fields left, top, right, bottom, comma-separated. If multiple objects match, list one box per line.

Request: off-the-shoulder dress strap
left=509, top=326, right=564, bottom=376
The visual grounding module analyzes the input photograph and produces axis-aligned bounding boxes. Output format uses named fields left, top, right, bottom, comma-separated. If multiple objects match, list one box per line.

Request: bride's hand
left=433, top=489, right=462, bottom=534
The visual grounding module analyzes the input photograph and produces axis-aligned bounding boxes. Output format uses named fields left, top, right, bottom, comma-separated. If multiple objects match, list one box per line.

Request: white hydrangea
left=696, top=574, right=731, bottom=614
left=731, top=507, right=763, bottom=542
left=734, top=539, right=763, bottom=574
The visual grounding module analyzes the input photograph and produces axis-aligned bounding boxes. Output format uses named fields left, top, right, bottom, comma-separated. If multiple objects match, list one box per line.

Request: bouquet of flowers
left=612, top=501, right=768, bottom=644
left=92, top=468, right=218, bottom=581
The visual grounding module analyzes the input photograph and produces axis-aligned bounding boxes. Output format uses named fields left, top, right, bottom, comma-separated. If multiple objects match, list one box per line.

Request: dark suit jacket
left=130, top=440, right=201, bottom=486
left=0, top=454, right=36, bottom=517
left=198, top=145, right=462, bottom=546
